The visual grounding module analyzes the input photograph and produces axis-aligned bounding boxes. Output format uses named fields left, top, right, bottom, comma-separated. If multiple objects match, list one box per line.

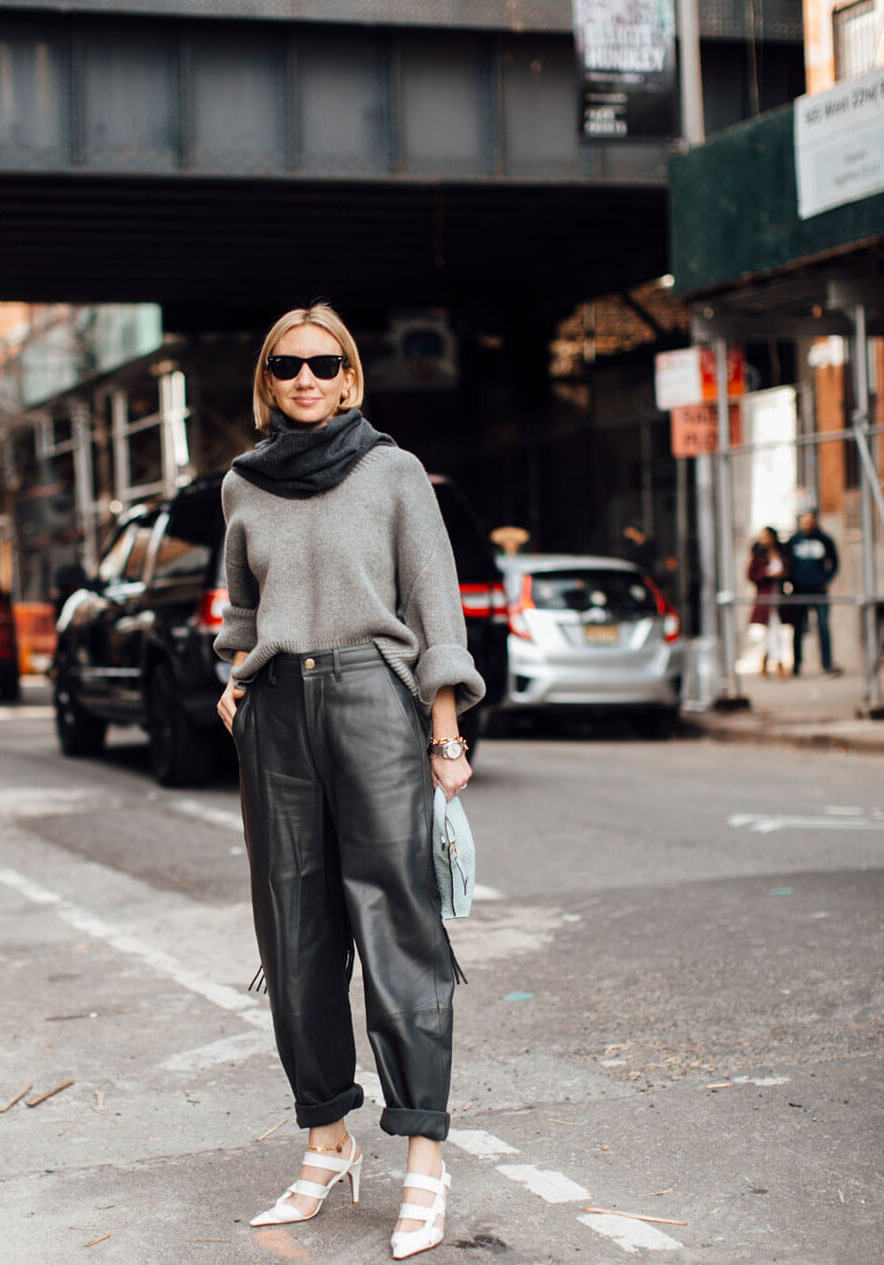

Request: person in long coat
left=747, top=526, right=788, bottom=677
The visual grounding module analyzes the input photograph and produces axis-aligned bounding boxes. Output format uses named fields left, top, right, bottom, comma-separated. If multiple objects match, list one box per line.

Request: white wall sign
left=794, top=66, right=884, bottom=219
left=654, top=347, right=703, bottom=410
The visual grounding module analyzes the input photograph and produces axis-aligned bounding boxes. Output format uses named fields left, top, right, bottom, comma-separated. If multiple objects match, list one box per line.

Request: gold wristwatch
left=428, top=735, right=469, bottom=759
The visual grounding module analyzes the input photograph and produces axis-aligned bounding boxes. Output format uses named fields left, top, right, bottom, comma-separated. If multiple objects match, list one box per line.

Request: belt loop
left=333, top=648, right=342, bottom=682
left=268, top=657, right=277, bottom=686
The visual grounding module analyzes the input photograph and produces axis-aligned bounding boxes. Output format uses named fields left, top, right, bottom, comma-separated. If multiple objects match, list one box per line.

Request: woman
left=748, top=526, right=788, bottom=677
left=214, top=304, right=484, bottom=1259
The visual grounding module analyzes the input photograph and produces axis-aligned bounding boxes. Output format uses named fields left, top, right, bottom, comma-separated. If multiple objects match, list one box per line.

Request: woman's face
left=760, top=529, right=775, bottom=549
left=265, top=324, right=356, bottom=429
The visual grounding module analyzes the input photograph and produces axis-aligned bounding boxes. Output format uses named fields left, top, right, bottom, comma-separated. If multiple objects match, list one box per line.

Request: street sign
left=794, top=66, right=884, bottom=220
left=655, top=346, right=745, bottom=410
left=670, top=403, right=741, bottom=458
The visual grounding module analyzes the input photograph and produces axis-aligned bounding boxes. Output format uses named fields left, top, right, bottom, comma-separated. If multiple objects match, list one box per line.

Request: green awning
left=669, top=103, right=884, bottom=297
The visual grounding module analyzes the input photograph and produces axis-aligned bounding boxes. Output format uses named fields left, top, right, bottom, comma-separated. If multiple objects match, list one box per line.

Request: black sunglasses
left=266, top=354, right=345, bottom=381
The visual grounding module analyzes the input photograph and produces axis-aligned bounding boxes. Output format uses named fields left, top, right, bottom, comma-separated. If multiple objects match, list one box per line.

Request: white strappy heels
left=249, top=1133, right=362, bottom=1227
left=390, top=1161, right=450, bottom=1260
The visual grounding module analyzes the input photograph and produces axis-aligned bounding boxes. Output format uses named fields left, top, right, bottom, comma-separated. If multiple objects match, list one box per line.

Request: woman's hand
left=216, top=676, right=245, bottom=735
left=430, top=752, right=472, bottom=801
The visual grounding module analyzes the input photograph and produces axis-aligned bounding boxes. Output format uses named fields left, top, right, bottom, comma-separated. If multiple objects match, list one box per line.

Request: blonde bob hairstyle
left=252, top=303, right=365, bottom=433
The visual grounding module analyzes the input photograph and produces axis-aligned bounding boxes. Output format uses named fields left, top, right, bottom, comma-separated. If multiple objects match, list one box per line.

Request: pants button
left=304, top=657, right=316, bottom=670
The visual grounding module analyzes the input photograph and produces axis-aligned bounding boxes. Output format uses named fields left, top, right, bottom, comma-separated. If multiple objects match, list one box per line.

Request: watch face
left=443, top=740, right=461, bottom=759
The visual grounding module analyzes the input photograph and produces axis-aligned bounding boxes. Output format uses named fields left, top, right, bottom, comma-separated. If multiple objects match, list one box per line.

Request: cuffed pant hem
left=380, top=1106, right=450, bottom=1141
left=295, top=1083, right=364, bottom=1129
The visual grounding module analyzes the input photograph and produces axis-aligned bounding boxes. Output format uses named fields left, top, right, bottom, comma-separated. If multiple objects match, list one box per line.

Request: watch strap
left=428, top=736, right=469, bottom=758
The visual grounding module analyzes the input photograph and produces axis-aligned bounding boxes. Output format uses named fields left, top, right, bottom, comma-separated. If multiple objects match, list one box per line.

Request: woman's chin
left=280, top=409, right=330, bottom=429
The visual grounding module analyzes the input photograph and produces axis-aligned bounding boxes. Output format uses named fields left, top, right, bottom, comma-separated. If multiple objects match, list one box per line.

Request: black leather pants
left=233, top=644, right=455, bottom=1141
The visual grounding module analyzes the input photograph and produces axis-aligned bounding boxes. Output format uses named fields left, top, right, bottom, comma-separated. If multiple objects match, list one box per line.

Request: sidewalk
left=682, top=665, right=884, bottom=753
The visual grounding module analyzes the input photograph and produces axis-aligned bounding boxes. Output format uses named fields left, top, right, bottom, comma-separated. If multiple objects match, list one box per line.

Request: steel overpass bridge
left=1, top=1, right=802, bottom=327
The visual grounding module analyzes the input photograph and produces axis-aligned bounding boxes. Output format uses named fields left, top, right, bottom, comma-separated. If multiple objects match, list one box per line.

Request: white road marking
left=579, top=1212, right=683, bottom=1254
left=824, top=805, right=864, bottom=816
left=448, top=1129, right=519, bottom=1158
left=495, top=1164, right=589, bottom=1203
left=0, top=704, right=56, bottom=721
left=473, top=883, right=505, bottom=901
left=0, top=786, right=118, bottom=817
left=167, top=798, right=245, bottom=832
left=161, top=1030, right=272, bottom=1072
left=729, top=812, right=884, bottom=834
left=0, top=866, right=267, bottom=1024
left=732, top=1075, right=790, bottom=1086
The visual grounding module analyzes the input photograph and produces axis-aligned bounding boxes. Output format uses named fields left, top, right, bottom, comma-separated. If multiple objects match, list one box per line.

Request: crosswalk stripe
left=448, top=1129, right=519, bottom=1158
left=578, top=1211, right=683, bottom=1253
left=495, top=1164, right=589, bottom=1203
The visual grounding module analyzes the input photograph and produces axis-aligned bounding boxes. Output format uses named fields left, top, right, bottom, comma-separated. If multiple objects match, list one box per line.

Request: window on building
left=833, top=1, right=877, bottom=80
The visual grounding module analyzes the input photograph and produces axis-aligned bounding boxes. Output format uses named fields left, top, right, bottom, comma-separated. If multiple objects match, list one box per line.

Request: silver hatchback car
left=497, top=554, right=684, bottom=734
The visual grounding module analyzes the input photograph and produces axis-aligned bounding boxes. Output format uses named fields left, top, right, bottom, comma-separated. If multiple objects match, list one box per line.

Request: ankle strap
left=403, top=1168, right=450, bottom=1194
left=303, top=1135, right=356, bottom=1171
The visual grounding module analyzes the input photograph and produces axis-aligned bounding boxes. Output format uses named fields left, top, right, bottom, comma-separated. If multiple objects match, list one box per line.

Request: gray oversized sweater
left=214, top=445, right=485, bottom=715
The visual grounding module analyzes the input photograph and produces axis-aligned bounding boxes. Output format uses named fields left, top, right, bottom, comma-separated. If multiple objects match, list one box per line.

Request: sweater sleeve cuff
left=414, top=643, right=486, bottom=715
left=213, top=604, right=258, bottom=662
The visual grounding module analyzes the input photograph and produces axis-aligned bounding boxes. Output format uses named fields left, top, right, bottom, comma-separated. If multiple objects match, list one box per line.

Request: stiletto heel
left=348, top=1154, right=363, bottom=1204
left=250, top=1133, right=362, bottom=1226
left=390, top=1162, right=450, bottom=1259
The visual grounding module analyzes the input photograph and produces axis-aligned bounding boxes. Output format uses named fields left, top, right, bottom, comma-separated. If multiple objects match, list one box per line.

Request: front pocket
left=381, top=665, right=428, bottom=749
left=231, top=686, right=250, bottom=740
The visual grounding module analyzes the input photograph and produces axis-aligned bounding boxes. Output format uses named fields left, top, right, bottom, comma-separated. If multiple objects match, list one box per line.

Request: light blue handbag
left=432, top=786, right=475, bottom=919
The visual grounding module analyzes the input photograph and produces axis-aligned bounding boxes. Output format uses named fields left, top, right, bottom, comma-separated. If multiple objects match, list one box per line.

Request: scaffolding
left=2, top=358, right=194, bottom=593
left=689, top=279, right=883, bottom=716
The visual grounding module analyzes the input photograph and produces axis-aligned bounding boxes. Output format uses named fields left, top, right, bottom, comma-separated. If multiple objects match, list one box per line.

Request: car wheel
left=635, top=708, right=679, bottom=740
left=55, top=680, right=107, bottom=756
left=146, top=662, right=214, bottom=787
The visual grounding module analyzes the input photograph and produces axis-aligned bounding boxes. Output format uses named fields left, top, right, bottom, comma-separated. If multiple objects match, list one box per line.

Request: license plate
left=584, top=624, right=619, bottom=644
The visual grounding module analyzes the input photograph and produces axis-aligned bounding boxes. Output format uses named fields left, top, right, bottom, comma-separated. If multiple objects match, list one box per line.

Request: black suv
left=54, top=473, right=507, bottom=785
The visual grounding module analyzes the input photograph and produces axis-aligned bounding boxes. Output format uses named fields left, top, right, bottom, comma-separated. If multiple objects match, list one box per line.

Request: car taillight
left=508, top=573, right=535, bottom=640
left=460, top=581, right=510, bottom=626
left=644, top=576, right=681, bottom=643
left=662, top=611, right=681, bottom=642
left=197, top=587, right=228, bottom=633
left=460, top=583, right=492, bottom=618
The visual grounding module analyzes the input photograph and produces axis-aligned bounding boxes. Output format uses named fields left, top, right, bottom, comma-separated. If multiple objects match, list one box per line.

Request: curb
left=679, top=716, right=884, bottom=755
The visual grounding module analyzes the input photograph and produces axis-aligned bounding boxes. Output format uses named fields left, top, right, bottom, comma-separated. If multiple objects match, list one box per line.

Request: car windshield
left=527, top=569, right=657, bottom=617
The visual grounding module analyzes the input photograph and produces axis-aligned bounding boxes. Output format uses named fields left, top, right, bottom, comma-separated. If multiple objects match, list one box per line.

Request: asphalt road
left=2, top=686, right=882, bottom=1265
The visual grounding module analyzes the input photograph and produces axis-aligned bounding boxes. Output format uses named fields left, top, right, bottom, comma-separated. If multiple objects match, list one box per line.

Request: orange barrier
left=12, top=602, right=57, bottom=675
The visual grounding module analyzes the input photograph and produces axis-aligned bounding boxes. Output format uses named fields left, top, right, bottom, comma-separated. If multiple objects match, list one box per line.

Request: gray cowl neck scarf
left=232, top=408, right=396, bottom=499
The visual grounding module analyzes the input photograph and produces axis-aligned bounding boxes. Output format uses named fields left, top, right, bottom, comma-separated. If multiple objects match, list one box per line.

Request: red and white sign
left=670, top=403, right=741, bottom=458
left=655, top=346, right=745, bottom=410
